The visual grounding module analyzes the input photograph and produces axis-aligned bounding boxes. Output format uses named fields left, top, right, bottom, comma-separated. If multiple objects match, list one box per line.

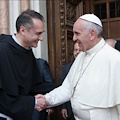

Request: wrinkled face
left=23, top=18, right=45, bottom=49
left=73, top=42, right=81, bottom=58
left=73, top=19, right=91, bottom=52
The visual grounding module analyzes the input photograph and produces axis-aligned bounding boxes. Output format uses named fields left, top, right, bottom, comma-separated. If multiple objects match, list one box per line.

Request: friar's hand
left=35, top=94, right=49, bottom=111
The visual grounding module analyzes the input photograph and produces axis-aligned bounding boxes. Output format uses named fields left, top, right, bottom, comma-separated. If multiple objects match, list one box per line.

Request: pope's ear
left=19, top=26, right=26, bottom=36
left=90, top=29, right=96, bottom=41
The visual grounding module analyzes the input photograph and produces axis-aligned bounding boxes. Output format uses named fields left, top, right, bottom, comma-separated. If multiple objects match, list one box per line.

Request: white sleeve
left=45, top=85, right=70, bottom=107
left=45, top=61, right=75, bottom=107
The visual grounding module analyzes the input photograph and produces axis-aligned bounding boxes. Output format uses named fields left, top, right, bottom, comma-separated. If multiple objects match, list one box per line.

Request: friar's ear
left=19, top=26, right=27, bottom=36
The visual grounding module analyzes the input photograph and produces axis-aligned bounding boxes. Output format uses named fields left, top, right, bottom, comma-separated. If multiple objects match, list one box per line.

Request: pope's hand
left=35, top=94, right=49, bottom=111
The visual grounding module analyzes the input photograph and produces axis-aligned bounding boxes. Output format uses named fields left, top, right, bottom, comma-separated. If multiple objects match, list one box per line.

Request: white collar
left=12, top=34, right=21, bottom=46
left=86, top=38, right=105, bottom=55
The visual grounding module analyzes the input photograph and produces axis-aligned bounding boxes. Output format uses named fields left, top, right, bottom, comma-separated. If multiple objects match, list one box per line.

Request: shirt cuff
left=35, top=97, right=37, bottom=108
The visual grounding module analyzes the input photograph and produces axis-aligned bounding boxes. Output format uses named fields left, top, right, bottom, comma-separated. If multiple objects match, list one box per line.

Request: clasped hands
left=35, top=94, right=49, bottom=111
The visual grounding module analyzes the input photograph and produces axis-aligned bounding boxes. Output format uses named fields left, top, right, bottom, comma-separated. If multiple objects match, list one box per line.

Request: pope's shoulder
left=103, top=43, right=120, bottom=61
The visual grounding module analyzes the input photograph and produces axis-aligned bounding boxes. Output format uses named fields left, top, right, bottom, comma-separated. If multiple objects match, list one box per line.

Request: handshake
left=35, top=94, right=49, bottom=111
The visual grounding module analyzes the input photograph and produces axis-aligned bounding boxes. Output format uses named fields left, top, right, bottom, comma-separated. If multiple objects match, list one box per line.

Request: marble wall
left=0, top=0, right=9, bottom=34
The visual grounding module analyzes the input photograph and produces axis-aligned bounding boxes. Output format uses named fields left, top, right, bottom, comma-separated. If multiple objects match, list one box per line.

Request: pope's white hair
left=80, top=19, right=103, bottom=37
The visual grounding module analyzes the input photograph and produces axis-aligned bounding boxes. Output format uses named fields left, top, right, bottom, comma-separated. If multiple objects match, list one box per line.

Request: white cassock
left=45, top=38, right=120, bottom=120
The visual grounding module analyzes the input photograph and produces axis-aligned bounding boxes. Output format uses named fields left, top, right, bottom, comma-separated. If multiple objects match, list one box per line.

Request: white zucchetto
left=79, top=14, right=102, bottom=27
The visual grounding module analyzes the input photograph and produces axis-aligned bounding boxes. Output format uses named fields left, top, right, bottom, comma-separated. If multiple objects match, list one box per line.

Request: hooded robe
left=0, top=34, right=56, bottom=120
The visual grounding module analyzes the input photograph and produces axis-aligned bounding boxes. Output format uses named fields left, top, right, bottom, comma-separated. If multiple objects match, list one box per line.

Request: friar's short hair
left=16, top=9, right=44, bottom=32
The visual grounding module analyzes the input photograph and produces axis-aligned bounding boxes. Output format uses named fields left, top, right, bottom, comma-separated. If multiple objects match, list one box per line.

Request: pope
left=39, top=14, right=120, bottom=120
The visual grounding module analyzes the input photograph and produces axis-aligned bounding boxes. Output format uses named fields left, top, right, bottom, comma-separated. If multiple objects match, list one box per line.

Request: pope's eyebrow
left=74, top=32, right=80, bottom=35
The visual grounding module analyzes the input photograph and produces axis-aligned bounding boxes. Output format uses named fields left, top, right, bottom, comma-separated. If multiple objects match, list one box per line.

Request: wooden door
left=47, top=0, right=82, bottom=119
left=47, top=0, right=83, bottom=84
